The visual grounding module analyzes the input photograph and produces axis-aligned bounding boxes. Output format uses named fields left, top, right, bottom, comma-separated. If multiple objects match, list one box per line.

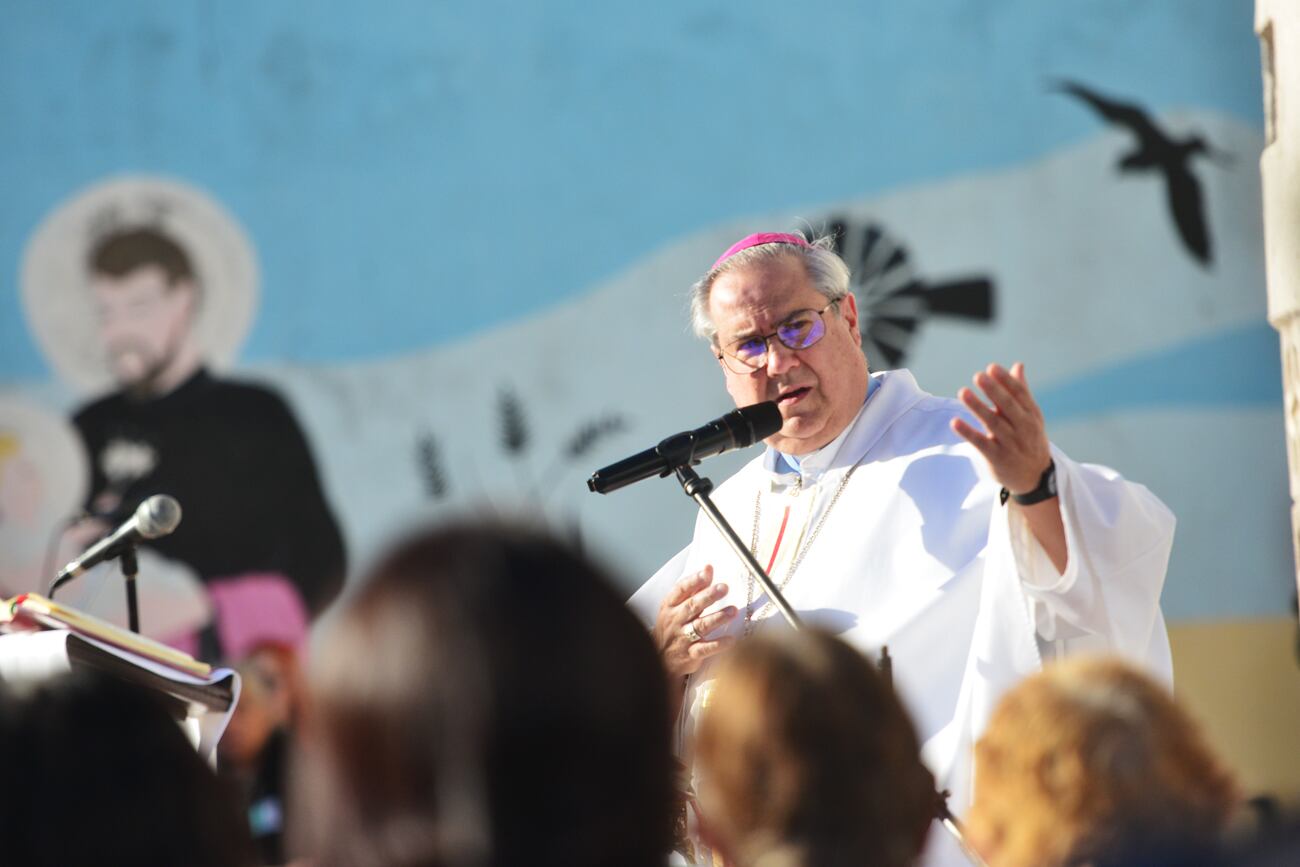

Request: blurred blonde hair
left=966, top=656, right=1238, bottom=867
left=694, top=628, right=935, bottom=867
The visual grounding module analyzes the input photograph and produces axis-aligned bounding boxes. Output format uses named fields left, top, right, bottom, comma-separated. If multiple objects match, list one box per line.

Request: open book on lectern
left=0, top=594, right=240, bottom=760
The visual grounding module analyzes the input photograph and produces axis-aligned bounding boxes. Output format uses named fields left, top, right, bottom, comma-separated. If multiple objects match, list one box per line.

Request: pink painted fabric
left=712, top=232, right=811, bottom=270
left=209, top=572, right=310, bottom=659
left=161, top=572, right=310, bottom=661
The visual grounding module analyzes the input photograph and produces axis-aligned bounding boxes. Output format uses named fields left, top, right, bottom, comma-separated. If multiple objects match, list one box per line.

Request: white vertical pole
left=1258, top=0, right=1300, bottom=606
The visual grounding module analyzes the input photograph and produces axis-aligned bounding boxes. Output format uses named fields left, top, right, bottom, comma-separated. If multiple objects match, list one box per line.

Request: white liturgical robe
left=628, top=368, right=1174, bottom=867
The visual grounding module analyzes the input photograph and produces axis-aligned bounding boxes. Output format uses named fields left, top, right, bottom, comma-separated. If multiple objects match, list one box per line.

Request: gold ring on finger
left=682, top=620, right=703, bottom=643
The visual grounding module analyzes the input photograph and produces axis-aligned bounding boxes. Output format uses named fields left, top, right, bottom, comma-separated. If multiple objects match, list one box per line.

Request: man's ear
left=839, top=292, right=861, bottom=337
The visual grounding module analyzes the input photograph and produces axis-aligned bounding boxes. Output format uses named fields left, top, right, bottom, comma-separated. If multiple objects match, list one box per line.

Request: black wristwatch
left=1000, top=460, right=1057, bottom=506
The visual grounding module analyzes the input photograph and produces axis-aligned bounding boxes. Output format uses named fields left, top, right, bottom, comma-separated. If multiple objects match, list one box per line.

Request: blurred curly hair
left=966, top=656, right=1239, bottom=867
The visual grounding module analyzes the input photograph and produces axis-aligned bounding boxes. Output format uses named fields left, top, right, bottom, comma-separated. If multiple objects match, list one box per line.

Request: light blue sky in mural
left=1036, top=323, right=1281, bottom=423
left=0, top=0, right=1264, bottom=382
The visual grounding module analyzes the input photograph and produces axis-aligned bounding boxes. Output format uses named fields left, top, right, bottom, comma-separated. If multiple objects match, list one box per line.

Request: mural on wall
left=0, top=2, right=1283, bottom=642
left=334, top=100, right=1274, bottom=623
left=2, top=98, right=1280, bottom=635
left=14, top=177, right=345, bottom=660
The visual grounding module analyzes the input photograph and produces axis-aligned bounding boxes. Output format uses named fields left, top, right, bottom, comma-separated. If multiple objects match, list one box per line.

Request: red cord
left=765, top=505, right=792, bottom=574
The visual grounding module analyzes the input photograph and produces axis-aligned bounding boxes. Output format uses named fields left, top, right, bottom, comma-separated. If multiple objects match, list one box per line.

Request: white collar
left=756, top=368, right=931, bottom=488
left=762, top=371, right=887, bottom=485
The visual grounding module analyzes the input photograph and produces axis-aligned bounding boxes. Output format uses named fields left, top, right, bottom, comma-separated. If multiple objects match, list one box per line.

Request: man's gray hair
left=688, top=234, right=852, bottom=345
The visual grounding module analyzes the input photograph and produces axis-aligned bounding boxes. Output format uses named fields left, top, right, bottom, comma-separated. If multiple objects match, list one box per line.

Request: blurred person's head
left=0, top=672, right=255, bottom=867
left=693, top=627, right=935, bottom=867
left=293, top=522, right=673, bottom=867
left=966, top=656, right=1239, bottom=867
left=88, top=226, right=202, bottom=397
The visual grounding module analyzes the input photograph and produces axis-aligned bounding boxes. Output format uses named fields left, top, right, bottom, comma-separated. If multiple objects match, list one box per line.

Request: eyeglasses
left=715, top=301, right=840, bottom=374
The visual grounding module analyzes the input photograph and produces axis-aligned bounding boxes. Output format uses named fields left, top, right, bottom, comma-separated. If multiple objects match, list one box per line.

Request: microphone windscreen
left=136, top=495, right=183, bottom=539
left=733, top=401, right=783, bottom=446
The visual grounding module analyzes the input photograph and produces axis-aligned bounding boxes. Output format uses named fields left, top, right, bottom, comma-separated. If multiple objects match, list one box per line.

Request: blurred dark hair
left=694, top=627, right=935, bottom=867
left=88, top=226, right=195, bottom=286
left=0, top=671, right=256, bottom=867
left=293, top=521, right=673, bottom=867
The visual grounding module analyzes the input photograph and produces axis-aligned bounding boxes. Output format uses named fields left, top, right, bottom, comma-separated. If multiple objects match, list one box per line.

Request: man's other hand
left=653, top=565, right=738, bottom=681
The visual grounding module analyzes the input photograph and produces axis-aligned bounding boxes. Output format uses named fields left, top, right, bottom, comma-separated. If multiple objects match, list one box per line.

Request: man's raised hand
left=951, top=362, right=1053, bottom=495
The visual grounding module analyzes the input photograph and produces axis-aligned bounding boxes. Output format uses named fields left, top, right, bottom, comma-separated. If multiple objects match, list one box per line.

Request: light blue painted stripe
left=1036, top=322, right=1282, bottom=423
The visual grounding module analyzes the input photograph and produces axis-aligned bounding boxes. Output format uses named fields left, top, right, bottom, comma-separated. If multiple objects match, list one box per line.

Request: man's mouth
left=777, top=386, right=812, bottom=405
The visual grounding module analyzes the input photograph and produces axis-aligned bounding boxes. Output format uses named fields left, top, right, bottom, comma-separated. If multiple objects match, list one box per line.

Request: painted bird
left=1053, top=79, right=1227, bottom=267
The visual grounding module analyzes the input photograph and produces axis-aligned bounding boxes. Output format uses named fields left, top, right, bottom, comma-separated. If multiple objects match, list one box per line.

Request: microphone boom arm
left=668, top=460, right=802, bottom=632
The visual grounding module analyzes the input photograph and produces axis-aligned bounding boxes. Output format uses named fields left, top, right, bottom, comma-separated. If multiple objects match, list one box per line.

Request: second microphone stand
left=48, top=540, right=142, bottom=635
left=119, top=543, right=141, bottom=634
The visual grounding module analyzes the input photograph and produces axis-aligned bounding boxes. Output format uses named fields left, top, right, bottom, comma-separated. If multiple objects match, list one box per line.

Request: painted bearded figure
left=71, top=226, right=345, bottom=659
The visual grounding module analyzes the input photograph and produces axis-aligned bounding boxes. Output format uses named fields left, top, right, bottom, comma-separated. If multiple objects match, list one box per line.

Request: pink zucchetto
left=711, top=232, right=811, bottom=271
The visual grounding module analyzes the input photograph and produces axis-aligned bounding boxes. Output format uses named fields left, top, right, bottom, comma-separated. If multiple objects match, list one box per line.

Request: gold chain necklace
left=744, top=457, right=866, bottom=635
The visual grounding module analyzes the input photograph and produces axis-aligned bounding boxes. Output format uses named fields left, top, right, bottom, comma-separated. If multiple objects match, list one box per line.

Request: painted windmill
left=809, top=218, right=996, bottom=369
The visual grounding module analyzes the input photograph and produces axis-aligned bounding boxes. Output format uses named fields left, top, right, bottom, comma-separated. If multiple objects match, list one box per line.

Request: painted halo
left=21, top=175, right=259, bottom=396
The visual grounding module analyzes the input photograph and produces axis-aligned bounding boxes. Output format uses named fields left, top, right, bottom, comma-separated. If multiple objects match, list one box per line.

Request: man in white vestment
left=627, top=232, right=1174, bottom=867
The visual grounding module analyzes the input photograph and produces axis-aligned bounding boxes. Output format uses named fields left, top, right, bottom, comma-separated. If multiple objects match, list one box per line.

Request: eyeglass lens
left=730, top=309, right=827, bottom=366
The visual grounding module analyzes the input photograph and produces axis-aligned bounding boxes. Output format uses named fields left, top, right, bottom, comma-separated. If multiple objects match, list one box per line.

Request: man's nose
left=764, top=338, right=799, bottom=376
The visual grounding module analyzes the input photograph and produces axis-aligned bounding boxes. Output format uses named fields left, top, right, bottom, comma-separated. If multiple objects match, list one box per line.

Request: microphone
left=50, top=495, right=183, bottom=591
left=588, top=402, right=783, bottom=494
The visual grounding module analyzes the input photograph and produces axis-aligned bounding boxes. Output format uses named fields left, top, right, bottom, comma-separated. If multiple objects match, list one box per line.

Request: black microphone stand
left=48, top=543, right=143, bottom=635
left=938, top=797, right=988, bottom=867
left=120, top=543, right=141, bottom=634
left=657, top=432, right=800, bottom=630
